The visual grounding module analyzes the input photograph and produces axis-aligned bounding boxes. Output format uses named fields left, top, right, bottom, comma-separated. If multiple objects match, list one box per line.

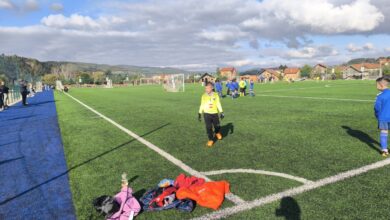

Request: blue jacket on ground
left=215, top=82, right=222, bottom=92
left=374, top=89, right=390, bottom=122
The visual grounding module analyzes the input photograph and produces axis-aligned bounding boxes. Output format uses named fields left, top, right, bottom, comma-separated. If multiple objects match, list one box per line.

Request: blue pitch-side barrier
left=0, top=91, right=76, bottom=219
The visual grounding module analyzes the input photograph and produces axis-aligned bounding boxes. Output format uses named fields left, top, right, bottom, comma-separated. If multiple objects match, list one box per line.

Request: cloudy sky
left=0, top=0, right=389, bottom=71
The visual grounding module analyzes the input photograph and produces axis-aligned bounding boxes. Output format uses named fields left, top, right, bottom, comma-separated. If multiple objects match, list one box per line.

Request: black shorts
left=240, top=88, right=245, bottom=92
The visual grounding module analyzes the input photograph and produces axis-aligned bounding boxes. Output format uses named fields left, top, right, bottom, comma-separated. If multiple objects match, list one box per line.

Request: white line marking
left=257, top=94, right=373, bottom=102
left=260, top=82, right=371, bottom=93
left=193, top=158, right=390, bottom=220
left=63, top=93, right=245, bottom=205
left=201, top=169, right=312, bottom=184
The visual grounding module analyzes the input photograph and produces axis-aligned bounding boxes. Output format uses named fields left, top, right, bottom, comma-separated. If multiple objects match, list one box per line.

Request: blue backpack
left=140, top=187, right=194, bottom=212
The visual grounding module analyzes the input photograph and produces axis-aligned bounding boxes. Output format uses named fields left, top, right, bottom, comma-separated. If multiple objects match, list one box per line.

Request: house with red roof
left=343, top=63, right=380, bottom=79
left=379, top=58, right=390, bottom=66
left=283, top=68, right=301, bottom=80
left=219, top=67, right=237, bottom=79
left=260, top=69, right=281, bottom=81
left=311, top=64, right=328, bottom=77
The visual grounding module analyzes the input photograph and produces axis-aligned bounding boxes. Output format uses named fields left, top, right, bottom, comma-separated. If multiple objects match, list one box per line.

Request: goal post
left=56, top=80, right=64, bottom=91
left=163, top=74, right=185, bottom=92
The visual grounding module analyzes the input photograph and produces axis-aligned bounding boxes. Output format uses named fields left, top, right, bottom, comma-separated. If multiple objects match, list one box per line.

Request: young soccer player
left=215, top=79, right=223, bottom=98
left=249, top=79, right=255, bottom=97
left=231, top=79, right=239, bottom=99
left=239, top=80, right=246, bottom=97
left=374, top=76, right=390, bottom=157
left=198, top=82, right=225, bottom=147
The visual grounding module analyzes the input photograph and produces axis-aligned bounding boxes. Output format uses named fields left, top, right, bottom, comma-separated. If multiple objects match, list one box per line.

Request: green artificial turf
left=55, top=80, right=390, bottom=219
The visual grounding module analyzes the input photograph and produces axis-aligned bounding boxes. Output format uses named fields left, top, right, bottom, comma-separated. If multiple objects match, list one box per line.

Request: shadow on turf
left=342, top=126, right=382, bottom=154
left=275, top=197, right=301, bottom=220
left=0, top=123, right=170, bottom=206
left=0, top=156, right=24, bottom=166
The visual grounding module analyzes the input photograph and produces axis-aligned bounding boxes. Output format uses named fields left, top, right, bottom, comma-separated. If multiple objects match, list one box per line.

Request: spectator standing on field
left=0, top=81, right=9, bottom=109
left=20, top=81, right=29, bottom=106
left=0, top=82, right=3, bottom=111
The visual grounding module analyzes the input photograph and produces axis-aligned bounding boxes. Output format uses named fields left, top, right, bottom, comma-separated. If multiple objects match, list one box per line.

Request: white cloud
left=347, top=43, right=362, bottom=52
left=259, top=0, right=384, bottom=33
left=0, top=0, right=14, bottom=9
left=40, top=14, right=126, bottom=30
left=285, top=46, right=338, bottom=59
left=198, top=26, right=246, bottom=42
left=50, top=3, right=63, bottom=12
left=0, top=0, right=388, bottom=70
left=363, top=42, right=375, bottom=50
left=347, top=42, right=375, bottom=52
left=41, top=14, right=100, bottom=29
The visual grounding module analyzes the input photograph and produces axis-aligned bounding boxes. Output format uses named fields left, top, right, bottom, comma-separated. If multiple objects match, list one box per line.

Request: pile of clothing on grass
left=93, top=173, right=231, bottom=219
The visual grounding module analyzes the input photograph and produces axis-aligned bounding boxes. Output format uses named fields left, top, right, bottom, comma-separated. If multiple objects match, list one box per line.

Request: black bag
left=92, top=195, right=120, bottom=218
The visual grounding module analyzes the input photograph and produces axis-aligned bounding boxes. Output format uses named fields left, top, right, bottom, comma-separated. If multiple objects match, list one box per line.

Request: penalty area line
left=63, top=93, right=245, bottom=205
left=193, top=158, right=390, bottom=220
left=201, top=169, right=312, bottom=184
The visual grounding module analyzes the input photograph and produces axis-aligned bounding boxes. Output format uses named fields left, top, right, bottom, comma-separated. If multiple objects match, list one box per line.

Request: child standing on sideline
left=215, top=79, right=223, bottom=98
left=198, top=82, right=225, bottom=147
left=374, top=77, right=390, bottom=157
left=249, top=80, right=255, bottom=97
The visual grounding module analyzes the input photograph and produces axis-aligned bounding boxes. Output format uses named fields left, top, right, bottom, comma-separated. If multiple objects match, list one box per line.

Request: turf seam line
left=257, top=94, right=373, bottom=102
left=63, top=93, right=245, bottom=205
left=260, top=83, right=370, bottom=94
left=201, top=169, right=312, bottom=184
left=192, top=158, right=390, bottom=220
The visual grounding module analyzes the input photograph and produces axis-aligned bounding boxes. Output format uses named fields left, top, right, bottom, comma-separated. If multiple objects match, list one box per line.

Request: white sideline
left=64, top=93, right=245, bottom=205
left=258, top=94, right=373, bottom=102
left=193, top=158, right=390, bottom=220
left=201, top=169, right=312, bottom=184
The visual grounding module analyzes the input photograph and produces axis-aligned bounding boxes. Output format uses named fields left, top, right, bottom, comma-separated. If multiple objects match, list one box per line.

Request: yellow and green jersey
left=199, top=92, right=223, bottom=114
left=239, top=81, right=246, bottom=88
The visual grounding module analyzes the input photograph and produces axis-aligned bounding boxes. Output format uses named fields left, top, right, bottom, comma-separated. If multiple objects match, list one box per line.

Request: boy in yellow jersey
left=198, top=82, right=225, bottom=147
left=239, top=80, right=246, bottom=97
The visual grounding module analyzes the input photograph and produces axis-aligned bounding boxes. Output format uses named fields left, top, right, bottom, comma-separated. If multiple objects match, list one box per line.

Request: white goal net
left=35, top=81, right=43, bottom=92
left=56, top=80, right=64, bottom=91
left=163, top=74, right=185, bottom=92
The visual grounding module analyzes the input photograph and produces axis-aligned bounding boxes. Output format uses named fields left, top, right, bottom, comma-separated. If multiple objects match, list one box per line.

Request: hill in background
left=0, top=54, right=189, bottom=83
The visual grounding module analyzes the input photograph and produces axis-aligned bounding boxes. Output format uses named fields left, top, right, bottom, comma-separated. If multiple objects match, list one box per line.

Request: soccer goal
left=105, top=77, right=113, bottom=88
left=163, top=74, right=185, bottom=92
left=56, top=80, right=64, bottom=91
left=35, top=81, right=43, bottom=92
left=139, top=78, right=160, bottom=85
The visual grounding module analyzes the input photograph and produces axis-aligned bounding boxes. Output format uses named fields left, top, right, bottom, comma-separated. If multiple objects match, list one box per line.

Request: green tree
left=216, top=68, right=221, bottom=77
left=383, top=66, right=390, bottom=76
left=79, top=72, right=93, bottom=84
left=334, top=68, right=343, bottom=79
left=300, top=64, right=312, bottom=78
left=92, top=71, right=105, bottom=84
left=42, top=73, right=58, bottom=86
left=279, top=65, right=287, bottom=72
left=104, top=69, right=113, bottom=77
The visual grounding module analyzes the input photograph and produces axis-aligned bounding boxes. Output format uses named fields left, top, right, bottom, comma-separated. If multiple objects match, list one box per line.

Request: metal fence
left=7, top=85, right=21, bottom=106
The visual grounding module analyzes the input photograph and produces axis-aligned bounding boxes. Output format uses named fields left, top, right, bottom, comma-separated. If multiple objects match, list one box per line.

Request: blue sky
left=0, top=0, right=389, bottom=71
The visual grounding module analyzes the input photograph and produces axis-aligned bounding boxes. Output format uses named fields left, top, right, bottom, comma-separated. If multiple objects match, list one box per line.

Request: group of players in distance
left=198, top=77, right=390, bottom=155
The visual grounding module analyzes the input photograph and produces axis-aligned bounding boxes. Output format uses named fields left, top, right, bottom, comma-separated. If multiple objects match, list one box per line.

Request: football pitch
left=55, top=80, right=390, bottom=219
